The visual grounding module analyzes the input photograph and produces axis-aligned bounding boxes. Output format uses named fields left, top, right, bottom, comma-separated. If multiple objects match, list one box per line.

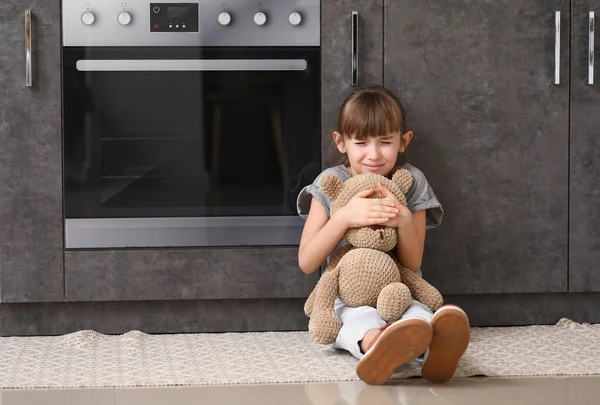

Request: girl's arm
left=395, top=209, right=427, bottom=272
left=298, top=197, right=348, bottom=274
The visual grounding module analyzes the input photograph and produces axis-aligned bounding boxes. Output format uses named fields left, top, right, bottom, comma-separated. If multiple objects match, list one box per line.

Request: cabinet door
left=385, top=0, right=569, bottom=293
left=0, top=0, right=63, bottom=301
left=569, top=0, right=600, bottom=291
left=321, top=0, right=383, bottom=166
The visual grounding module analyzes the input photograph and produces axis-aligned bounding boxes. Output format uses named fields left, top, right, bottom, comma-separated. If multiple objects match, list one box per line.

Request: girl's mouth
left=363, top=164, right=384, bottom=171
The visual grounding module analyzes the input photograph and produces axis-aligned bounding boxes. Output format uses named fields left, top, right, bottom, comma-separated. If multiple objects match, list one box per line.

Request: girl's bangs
left=339, top=95, right=402, bottom=140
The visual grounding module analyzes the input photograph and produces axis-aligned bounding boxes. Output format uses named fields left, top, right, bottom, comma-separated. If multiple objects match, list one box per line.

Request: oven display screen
left=167, top=6, right=187, bottom=18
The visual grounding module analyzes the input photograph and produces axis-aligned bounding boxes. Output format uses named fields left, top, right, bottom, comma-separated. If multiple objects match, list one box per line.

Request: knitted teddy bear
left=304, top=169, right=444, bottom=344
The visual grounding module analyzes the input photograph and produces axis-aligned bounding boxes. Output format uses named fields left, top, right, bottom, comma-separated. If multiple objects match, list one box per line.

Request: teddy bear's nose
left=370, top=225, right=385, bottom=239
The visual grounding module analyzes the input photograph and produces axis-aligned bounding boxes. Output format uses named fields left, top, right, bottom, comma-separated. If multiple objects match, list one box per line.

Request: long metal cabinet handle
left=351, top=11, right=358, bottom=86
left=555, top=11, right=561, bottom=85
left=589, top=11, right=595, bottom=85
left=25, top=10, right=32, bottom=87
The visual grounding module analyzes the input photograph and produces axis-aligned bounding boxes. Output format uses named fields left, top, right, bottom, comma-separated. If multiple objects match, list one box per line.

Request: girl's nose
left=367, top=145, right=382, bottom=160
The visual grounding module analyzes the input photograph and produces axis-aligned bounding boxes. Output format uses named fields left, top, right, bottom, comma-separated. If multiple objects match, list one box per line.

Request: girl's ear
left=320, top=174, right=344, bottom=201
left=333, top=131, right=346, bottom=153
left=398, top=131, right=414, bottom=153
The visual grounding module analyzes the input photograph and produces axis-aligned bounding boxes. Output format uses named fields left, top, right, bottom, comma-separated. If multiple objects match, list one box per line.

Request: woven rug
left=0, top=318, right=598, bottom=388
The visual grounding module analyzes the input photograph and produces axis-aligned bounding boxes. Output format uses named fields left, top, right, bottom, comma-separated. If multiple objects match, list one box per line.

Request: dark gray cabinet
left=64, top=248, right=318, bottom=301
left=569, top=0, right=600, bottom=291
left=321, top=0, right=383, bottom=166
left=385, top=0, right=570, bottom=294
left=0, top=0, right=63, bottom=302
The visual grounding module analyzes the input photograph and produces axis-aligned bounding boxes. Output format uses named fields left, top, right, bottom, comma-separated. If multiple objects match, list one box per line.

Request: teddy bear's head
left=320, top=169, right=413, bottom=252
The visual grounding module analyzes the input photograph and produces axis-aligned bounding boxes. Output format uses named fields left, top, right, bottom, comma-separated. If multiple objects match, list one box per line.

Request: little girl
left=296, top=86, right=470, bottom=385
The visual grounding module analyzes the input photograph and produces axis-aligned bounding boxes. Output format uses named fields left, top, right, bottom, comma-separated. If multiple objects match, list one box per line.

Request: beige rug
left=0, top=318, right=598, bottom=388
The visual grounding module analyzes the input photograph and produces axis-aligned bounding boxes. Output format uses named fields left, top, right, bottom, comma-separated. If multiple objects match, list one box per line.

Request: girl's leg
left=332, top=298, right=434, bottom=360
left=332, top=298, right=386, bottom=360
left=400, top=298, right=434, bottom=323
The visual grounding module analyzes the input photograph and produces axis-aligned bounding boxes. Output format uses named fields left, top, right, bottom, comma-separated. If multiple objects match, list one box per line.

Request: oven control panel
left=150, top=3, right=199, bottom=32
left=62, top=0, right=320, bottom=47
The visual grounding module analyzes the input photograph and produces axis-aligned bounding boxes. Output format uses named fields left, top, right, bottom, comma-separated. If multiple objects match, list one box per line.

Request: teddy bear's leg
left=304, top=287, right=317, bottom=317
left=309, top=268, right=342, bottom=345
left=376, top=282, right=412, bottom=323
left=398, top=267, right=444, bottom=312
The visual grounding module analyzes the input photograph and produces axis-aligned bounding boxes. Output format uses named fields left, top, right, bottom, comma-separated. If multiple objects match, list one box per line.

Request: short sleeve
left=296, top=166, right=351, bottom=219
left=404, top=165, right=444, bottom=229
left=296, top=182, right=330, bottom=219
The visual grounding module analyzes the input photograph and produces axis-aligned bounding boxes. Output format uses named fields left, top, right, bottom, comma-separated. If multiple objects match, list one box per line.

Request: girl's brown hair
left=338, top=86, right=406, bottom=140
left=334, top=86, right=408, bottom=166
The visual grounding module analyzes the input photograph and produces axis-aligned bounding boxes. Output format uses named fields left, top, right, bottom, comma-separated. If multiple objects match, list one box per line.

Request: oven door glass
left=63, top=47, right=321, bottom=220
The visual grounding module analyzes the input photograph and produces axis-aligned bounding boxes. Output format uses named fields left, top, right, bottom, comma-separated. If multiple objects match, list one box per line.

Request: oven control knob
left=118, top=12, right=132, bottom=26
left=253, top=11, right=267, bottom=26
left=218, top=11, right=232, bottom=26
left=81, top=11, right=95, bottom=26
left=288, top=11, right=302, bottom=26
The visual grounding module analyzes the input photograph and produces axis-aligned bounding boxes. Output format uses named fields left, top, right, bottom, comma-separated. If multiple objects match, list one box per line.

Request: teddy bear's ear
left=392, top=168, right=413, bottom=194
left=320, top=174, right=344, bottom=200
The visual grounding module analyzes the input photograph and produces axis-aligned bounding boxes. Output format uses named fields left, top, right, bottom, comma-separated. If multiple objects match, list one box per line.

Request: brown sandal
left=421, top=305, right=470, bottom=383
left=356, top=318, right=433, bottom=385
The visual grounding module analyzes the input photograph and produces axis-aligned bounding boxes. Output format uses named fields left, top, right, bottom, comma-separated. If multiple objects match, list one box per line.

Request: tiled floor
left=0, top=376, right=598, bottom=405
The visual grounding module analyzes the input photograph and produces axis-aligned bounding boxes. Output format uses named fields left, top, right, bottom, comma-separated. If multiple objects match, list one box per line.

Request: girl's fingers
left=369, top=217, right=390, bottom=225
left=370, top=211, right=397, bottom=218
left=371, top=198, right=395, bottom=207
left=371, top=202, right=398, bottom=212
left=375, top=207, right=398, bottom=215
left=356, top=188, right=375, bottom=198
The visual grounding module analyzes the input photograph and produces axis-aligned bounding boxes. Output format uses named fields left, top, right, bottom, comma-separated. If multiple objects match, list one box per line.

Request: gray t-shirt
left=296, top=164, right=444, bottom=228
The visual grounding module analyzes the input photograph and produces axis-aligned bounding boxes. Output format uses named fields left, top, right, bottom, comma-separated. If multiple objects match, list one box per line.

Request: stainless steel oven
left=61, top=0, right=321, bottom=248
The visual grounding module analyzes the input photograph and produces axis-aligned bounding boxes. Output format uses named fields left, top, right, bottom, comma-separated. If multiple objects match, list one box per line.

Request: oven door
left=63, top=47, right=321, bottom=248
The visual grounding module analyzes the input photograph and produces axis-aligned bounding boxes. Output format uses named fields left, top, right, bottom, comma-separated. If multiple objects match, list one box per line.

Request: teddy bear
left=304, top=168, right=444, bottom=344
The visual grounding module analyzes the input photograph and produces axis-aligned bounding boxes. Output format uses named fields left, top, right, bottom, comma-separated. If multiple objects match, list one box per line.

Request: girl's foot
left=356, top=318, right=432, bottom=385
left=421, top=304, right=470, bottom=383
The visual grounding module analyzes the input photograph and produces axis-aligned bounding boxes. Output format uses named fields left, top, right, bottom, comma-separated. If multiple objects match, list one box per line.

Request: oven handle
left=76, top=59, right=308, bottom=71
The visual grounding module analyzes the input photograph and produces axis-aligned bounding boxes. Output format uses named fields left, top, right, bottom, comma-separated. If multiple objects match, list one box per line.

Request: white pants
left=332, top=298, right=434, bottom=360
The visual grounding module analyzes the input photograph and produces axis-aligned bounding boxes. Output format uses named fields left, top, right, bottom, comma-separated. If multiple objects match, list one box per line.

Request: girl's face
left=334, top=131, right=413, bottom=176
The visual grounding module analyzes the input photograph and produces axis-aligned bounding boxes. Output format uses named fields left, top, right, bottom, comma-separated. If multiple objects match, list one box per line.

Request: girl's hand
left=333, top=188, right=399, bottom=229
left=376, top=182, right=412, bottom=228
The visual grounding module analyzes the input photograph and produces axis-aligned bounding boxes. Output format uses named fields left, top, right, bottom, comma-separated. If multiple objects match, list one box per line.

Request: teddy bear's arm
left=304, top=244, right=353, bottom=317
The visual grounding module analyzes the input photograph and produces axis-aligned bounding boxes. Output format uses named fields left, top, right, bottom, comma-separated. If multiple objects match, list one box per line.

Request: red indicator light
left=154, top=24, right=159, bottom=29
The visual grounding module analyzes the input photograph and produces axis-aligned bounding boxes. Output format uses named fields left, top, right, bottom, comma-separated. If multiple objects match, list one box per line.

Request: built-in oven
left=61, top=0, right=321, bottom=248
